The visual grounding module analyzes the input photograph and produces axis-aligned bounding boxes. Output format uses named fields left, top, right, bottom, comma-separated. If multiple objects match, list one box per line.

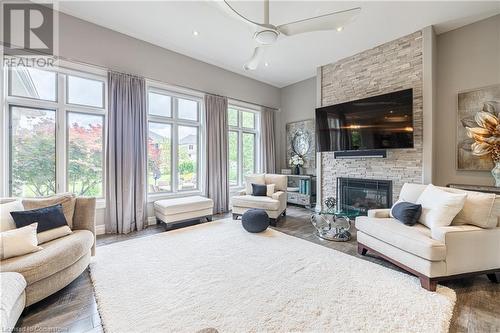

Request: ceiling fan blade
left=218, top=0, right=269, bottom=29
left=277, top=7, right=361, bottom=36
left=244, top=47, right=265, bottom=71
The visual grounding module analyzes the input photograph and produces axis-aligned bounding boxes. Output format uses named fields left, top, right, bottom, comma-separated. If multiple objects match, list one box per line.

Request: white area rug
left=90, top=219, right=456, bottom=333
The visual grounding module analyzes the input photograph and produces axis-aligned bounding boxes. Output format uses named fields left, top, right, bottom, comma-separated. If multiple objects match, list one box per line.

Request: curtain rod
left=55, top=55, right=280, bottom=111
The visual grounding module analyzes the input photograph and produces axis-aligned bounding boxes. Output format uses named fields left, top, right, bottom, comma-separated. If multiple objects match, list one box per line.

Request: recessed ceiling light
left=192, top=30, right=199, bottom=36
left=336, top=26, right=343, bottom=32
left=264, top=62, right=269, bottom=67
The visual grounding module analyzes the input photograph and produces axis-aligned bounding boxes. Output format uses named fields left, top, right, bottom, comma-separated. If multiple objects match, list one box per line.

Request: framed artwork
left=457, top=84, right=500, bottom=171
left=286, top=119, right=315, bottom=169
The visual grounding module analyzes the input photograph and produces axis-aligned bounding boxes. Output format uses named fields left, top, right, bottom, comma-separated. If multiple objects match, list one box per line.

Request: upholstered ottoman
left=1, top=272, right=26, bottom=333
left=154, top=196, right=214, bottom=226
left=242, top=209, right=269, bottom=233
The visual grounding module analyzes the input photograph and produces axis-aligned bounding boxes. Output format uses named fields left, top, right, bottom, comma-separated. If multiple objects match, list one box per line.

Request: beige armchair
left=232, top=174, right=287, bottom=226
left=355, top=183, right=500, bottom=291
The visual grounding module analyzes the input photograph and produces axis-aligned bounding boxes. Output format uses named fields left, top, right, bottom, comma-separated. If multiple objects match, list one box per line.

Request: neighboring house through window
left=147, top=85, right=202, bottom=195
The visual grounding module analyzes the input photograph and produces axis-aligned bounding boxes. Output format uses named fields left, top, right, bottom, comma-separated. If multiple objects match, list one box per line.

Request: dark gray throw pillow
left=10, top=204, right=68, bottom=233
left=251, top=183, right=267, bottom=196
left=390, top=201, right=422, bottom=226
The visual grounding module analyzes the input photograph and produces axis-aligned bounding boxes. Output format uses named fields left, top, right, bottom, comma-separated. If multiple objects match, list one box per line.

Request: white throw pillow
left=442, top=188, right=496, bottom=228
left=38, top=226, right=73, bottom=244
left=0, top=223, right=42, bottom=260
left=0, top=200, right=24, bottom=232
left=416, top=184, right=467, bottom=229
left=266, top=184, right=276, bottom=197
left=245, top=174, right=266, bottom=195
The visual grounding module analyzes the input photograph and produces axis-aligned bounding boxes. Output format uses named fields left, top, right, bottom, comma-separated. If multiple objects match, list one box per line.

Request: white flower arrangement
left=289, top=154, right=304, bottom=167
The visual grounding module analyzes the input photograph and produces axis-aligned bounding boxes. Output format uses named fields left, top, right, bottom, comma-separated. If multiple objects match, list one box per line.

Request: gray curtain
left=204, top=94, right=229, bottom=214
left=105, top=71, right=147, bottom=234
left=260, top=107, right=276, bottom=173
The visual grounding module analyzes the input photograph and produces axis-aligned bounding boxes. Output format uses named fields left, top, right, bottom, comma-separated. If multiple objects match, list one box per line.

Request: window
left=228, top=106, right=259, bottom=187
left=9, top=66, right=57, bottom=101
left=4, top=64, right=107, bottom=198
left=67, top=76, right=104, bottom=108
left=147, top=88, right=201, bottom=194
left=67, top=112, right=104, bottom=196
left=10, top=106, right=56, bottom=197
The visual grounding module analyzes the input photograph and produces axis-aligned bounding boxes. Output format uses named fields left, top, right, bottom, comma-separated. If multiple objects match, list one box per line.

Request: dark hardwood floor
left=16, top=206, right=500, bottom=333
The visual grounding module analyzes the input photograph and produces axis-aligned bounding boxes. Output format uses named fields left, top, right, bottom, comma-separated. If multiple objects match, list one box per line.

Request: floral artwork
left=457, top=85, right=500, bottom=170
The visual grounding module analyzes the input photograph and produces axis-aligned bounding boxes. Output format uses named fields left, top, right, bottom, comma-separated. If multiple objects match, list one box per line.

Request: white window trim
left=228, top=105, right=261, bottom=190
left=146, top=80, right=205, bottom=201
left=1, top=60, right=107, bottom=208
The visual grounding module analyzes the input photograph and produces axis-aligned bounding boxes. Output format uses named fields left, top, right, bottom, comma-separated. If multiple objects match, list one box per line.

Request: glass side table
left=310, top=210, right=359, bottom=242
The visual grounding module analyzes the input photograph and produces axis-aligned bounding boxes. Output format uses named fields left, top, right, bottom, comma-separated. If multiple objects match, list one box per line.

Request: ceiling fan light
left=254, top=29, right=279, bottom=45
left=336, top=26, right=343, bottom=32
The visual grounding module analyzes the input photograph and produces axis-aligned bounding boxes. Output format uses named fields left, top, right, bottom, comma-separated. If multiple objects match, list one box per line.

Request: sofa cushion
left=251, top=183, right=267, bottom=196
left=0, top=230, right=93, bottom=284
left=22, top=193, right=76, bottom=228
left=154, top=196, right=214, bottom=216
left=390, top=201, right=422, bottom=226
left=11, top=204, right=68, bottom=233
left=232, top=195, right=280, bottom=211
left=442, top=188, right=497, bottom=229
left=0, top=272, right=26, bottom=331
left=0, top=224, right=42, bottom=260
left=355, top=217, right=446, bottom=261
left=416, top=184, right=466, bottom=229
left=245, top=174, right=266, bottom=195
left=0, top=200, right=23, bottom=232
left=264, top=174, right=287, bottom=191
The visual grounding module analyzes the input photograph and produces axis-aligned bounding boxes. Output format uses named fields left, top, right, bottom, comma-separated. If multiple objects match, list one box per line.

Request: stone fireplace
left=337, top=178, right=392, bottom=215
left=318, top=30, right=424, bottom=205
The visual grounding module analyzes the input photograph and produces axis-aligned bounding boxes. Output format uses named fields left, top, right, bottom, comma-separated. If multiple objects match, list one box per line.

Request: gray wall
left=57, top=13, right=281, bottom=109
left=435, top=14, right=500, bottom=186
left=276, top=77, right=316, bottom=171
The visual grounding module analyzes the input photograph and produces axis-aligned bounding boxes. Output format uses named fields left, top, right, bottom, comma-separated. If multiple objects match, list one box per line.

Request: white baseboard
left=96, top=224, right=105, bottom=235
left=148, top=216, right=157, bottom=226
left=96, top=216, right=157, bottom=236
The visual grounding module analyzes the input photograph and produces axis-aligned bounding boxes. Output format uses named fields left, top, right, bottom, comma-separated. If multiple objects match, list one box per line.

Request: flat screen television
left=316, top=89, right=414, bottom=152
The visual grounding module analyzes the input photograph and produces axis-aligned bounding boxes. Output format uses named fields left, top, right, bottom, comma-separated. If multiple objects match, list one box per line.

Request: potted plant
left=465, top=105, right=500, bottom=186
left=289, top=154, right=304, bottom=175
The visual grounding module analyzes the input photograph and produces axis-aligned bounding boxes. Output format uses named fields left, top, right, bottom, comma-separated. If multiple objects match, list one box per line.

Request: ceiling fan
left=219, top=0, right=361, bottom=70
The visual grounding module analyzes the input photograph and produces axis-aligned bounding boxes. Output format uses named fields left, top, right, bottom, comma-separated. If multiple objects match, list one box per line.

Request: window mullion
left=56, top=74, right=66, bottom=194
left=172, top=98, right=179, bottom=193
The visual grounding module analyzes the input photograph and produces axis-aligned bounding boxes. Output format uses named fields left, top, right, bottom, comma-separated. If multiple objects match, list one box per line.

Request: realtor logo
left=3, top=2, right=54, bottom=55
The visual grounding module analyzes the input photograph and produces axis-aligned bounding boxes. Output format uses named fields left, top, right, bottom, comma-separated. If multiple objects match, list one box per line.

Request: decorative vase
left=492, top=161, right=500, bottom=187
left=294, top=165, right=300, bottom=175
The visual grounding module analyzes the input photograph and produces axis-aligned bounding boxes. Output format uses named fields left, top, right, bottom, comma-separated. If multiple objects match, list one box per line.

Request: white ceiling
left=56, top=1, right=500, bottom=88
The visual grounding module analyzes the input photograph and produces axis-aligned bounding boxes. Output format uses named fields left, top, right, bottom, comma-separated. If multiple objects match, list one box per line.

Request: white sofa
left=0, top=272, right=26, bottom=333
left=355, top=183, right=500, bottom=291
left=232, top=174, right=287, bottom=225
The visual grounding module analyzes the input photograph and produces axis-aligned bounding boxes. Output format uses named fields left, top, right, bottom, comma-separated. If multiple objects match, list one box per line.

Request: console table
left=447, top=184, right=500, bottom=194
left=286, top=174, right=316, bottom=208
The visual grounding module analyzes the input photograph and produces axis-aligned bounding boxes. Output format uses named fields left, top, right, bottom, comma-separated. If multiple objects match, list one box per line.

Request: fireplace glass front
left=336, top=178, right=393, bottom=216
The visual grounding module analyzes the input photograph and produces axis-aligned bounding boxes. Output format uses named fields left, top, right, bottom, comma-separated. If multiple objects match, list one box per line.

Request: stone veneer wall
left=320, top=31, right=423, bottom=203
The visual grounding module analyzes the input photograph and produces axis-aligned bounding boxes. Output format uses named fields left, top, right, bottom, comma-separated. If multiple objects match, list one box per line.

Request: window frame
left=228, top=105, right=260, bottom=189
left=2, top=61, right=107, bottom=205
left=146, top=82, right=204, bottom=200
